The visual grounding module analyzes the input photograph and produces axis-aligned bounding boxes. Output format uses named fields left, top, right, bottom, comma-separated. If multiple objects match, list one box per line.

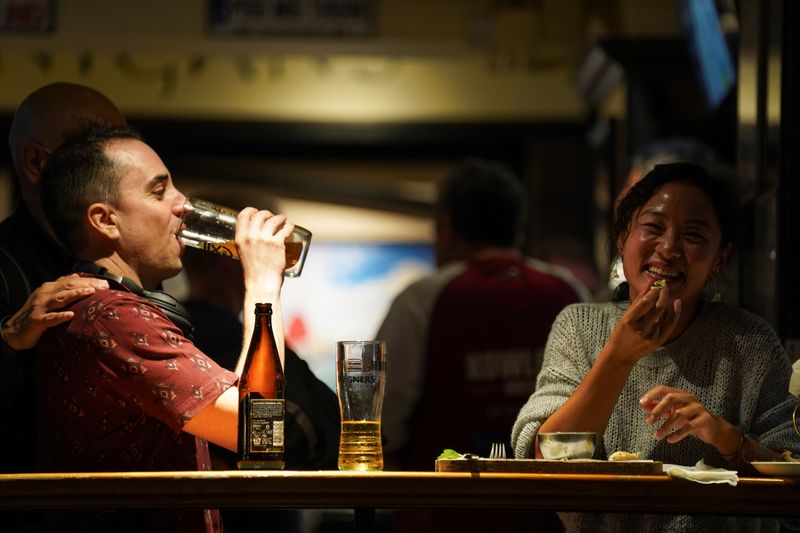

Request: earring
left=609, top=255, right=622, bottom=280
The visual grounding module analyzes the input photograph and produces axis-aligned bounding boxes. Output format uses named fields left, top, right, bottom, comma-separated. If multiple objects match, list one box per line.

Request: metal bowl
left=537, top=432, right=596, bottom=460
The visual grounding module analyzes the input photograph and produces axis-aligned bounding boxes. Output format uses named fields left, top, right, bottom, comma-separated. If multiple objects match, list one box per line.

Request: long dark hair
left=612, top=162, right=737, bottom=302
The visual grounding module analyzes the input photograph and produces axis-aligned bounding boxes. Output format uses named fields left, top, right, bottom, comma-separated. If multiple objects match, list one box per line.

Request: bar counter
left=0, top=470, right=798, bottom=517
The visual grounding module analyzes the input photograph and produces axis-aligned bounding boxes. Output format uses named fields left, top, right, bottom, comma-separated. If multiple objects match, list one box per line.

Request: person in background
left=0, top=82, right=127, bottom=475
left=539, top=238, right=602, bottom=297
left=35, top=124, right=292, bottom=532
left=378, top=158, right=589, bottom=470
left=378, top=158, right=586, bottom=532
left=512, top=162, right=799, bottom=532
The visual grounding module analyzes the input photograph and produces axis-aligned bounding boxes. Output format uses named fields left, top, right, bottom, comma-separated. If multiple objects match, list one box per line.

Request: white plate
left=750, top=461, right=800, bottom=476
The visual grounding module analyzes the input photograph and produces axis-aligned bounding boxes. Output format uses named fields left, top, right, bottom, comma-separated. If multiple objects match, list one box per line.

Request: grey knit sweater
left=512, top=301, right=799, bottom=533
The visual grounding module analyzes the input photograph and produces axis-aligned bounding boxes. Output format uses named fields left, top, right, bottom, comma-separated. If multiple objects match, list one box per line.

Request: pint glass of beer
left=179, top=197, right=312, bottom=277
left=336, top=340, right=386, bottom=471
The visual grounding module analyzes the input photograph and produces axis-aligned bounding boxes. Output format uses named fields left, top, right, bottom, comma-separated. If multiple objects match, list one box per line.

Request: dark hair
left=40, top=124, right=143, bottom=254
left=612, top=162, right=737, bottom=301
left=437, top=158, right=526, bottom=247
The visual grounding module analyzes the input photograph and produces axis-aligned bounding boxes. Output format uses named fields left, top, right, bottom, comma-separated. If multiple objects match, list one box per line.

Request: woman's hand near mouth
left=606, top=284, right=682, bottom=364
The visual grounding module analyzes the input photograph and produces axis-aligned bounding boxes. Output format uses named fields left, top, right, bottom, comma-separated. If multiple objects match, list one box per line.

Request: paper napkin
left=663, top=459, right=739, bottom=486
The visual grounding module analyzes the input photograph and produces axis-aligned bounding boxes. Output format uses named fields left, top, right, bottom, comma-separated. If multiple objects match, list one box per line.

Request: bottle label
left=245, top=398, right=285, bottom=453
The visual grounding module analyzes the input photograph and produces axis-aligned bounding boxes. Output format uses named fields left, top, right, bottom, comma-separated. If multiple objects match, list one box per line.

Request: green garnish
left=437, top=448, right=464, bottom=460
left=652, top=279, right=667, bottom=289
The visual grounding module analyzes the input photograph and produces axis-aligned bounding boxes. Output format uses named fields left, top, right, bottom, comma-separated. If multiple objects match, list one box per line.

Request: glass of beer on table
left=178, top=197, right=312, bottom=277
left=336, top=340, right=386, bottom=471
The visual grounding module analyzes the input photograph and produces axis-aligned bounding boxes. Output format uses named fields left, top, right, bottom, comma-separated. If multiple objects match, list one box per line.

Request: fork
left=489, top=442, right=507, bottom=459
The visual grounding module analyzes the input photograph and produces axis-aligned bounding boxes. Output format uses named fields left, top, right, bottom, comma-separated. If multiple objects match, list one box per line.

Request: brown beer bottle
left=237, top=303, right=286, bottom=469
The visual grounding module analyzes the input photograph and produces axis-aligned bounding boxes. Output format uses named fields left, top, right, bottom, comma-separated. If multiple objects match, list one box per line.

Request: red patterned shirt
left=35, top=275, right=237, bottom=532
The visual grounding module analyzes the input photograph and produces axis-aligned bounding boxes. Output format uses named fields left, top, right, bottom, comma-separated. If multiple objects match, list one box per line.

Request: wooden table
left=0, top=470, right=798, bottom=530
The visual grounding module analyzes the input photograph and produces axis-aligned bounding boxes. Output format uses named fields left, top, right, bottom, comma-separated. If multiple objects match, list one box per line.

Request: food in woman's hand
left=781, top=450, right=800, bottom=462
left=609, top=450, right=641, bottom=461
left=651, top=279, right=667, bottom=289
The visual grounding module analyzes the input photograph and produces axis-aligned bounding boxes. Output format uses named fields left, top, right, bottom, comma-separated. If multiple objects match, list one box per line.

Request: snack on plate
left=651, top=279, right=667, bottom=289
left=609, top=450, right=641, bottom=461
left=781, top=450, right=800, bottom=462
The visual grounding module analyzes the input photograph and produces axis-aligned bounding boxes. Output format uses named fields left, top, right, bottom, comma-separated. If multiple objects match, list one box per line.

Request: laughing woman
left=512, top=162, right=799, bottom=532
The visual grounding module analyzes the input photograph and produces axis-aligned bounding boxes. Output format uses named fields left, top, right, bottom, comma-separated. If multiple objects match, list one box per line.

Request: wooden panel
left=0, top=470, right=798, bottom=517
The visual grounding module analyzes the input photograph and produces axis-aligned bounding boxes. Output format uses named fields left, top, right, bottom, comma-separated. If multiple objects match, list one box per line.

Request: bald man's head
left=8, top=82, right=126, bottom=237
left=9, top=82, right=125, bottom=183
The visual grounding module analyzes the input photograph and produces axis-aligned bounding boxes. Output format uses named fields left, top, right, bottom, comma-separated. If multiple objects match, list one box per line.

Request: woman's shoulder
left=698, top=301, right=784, bottom=354
left=702, top=301, right=778, bottom=335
